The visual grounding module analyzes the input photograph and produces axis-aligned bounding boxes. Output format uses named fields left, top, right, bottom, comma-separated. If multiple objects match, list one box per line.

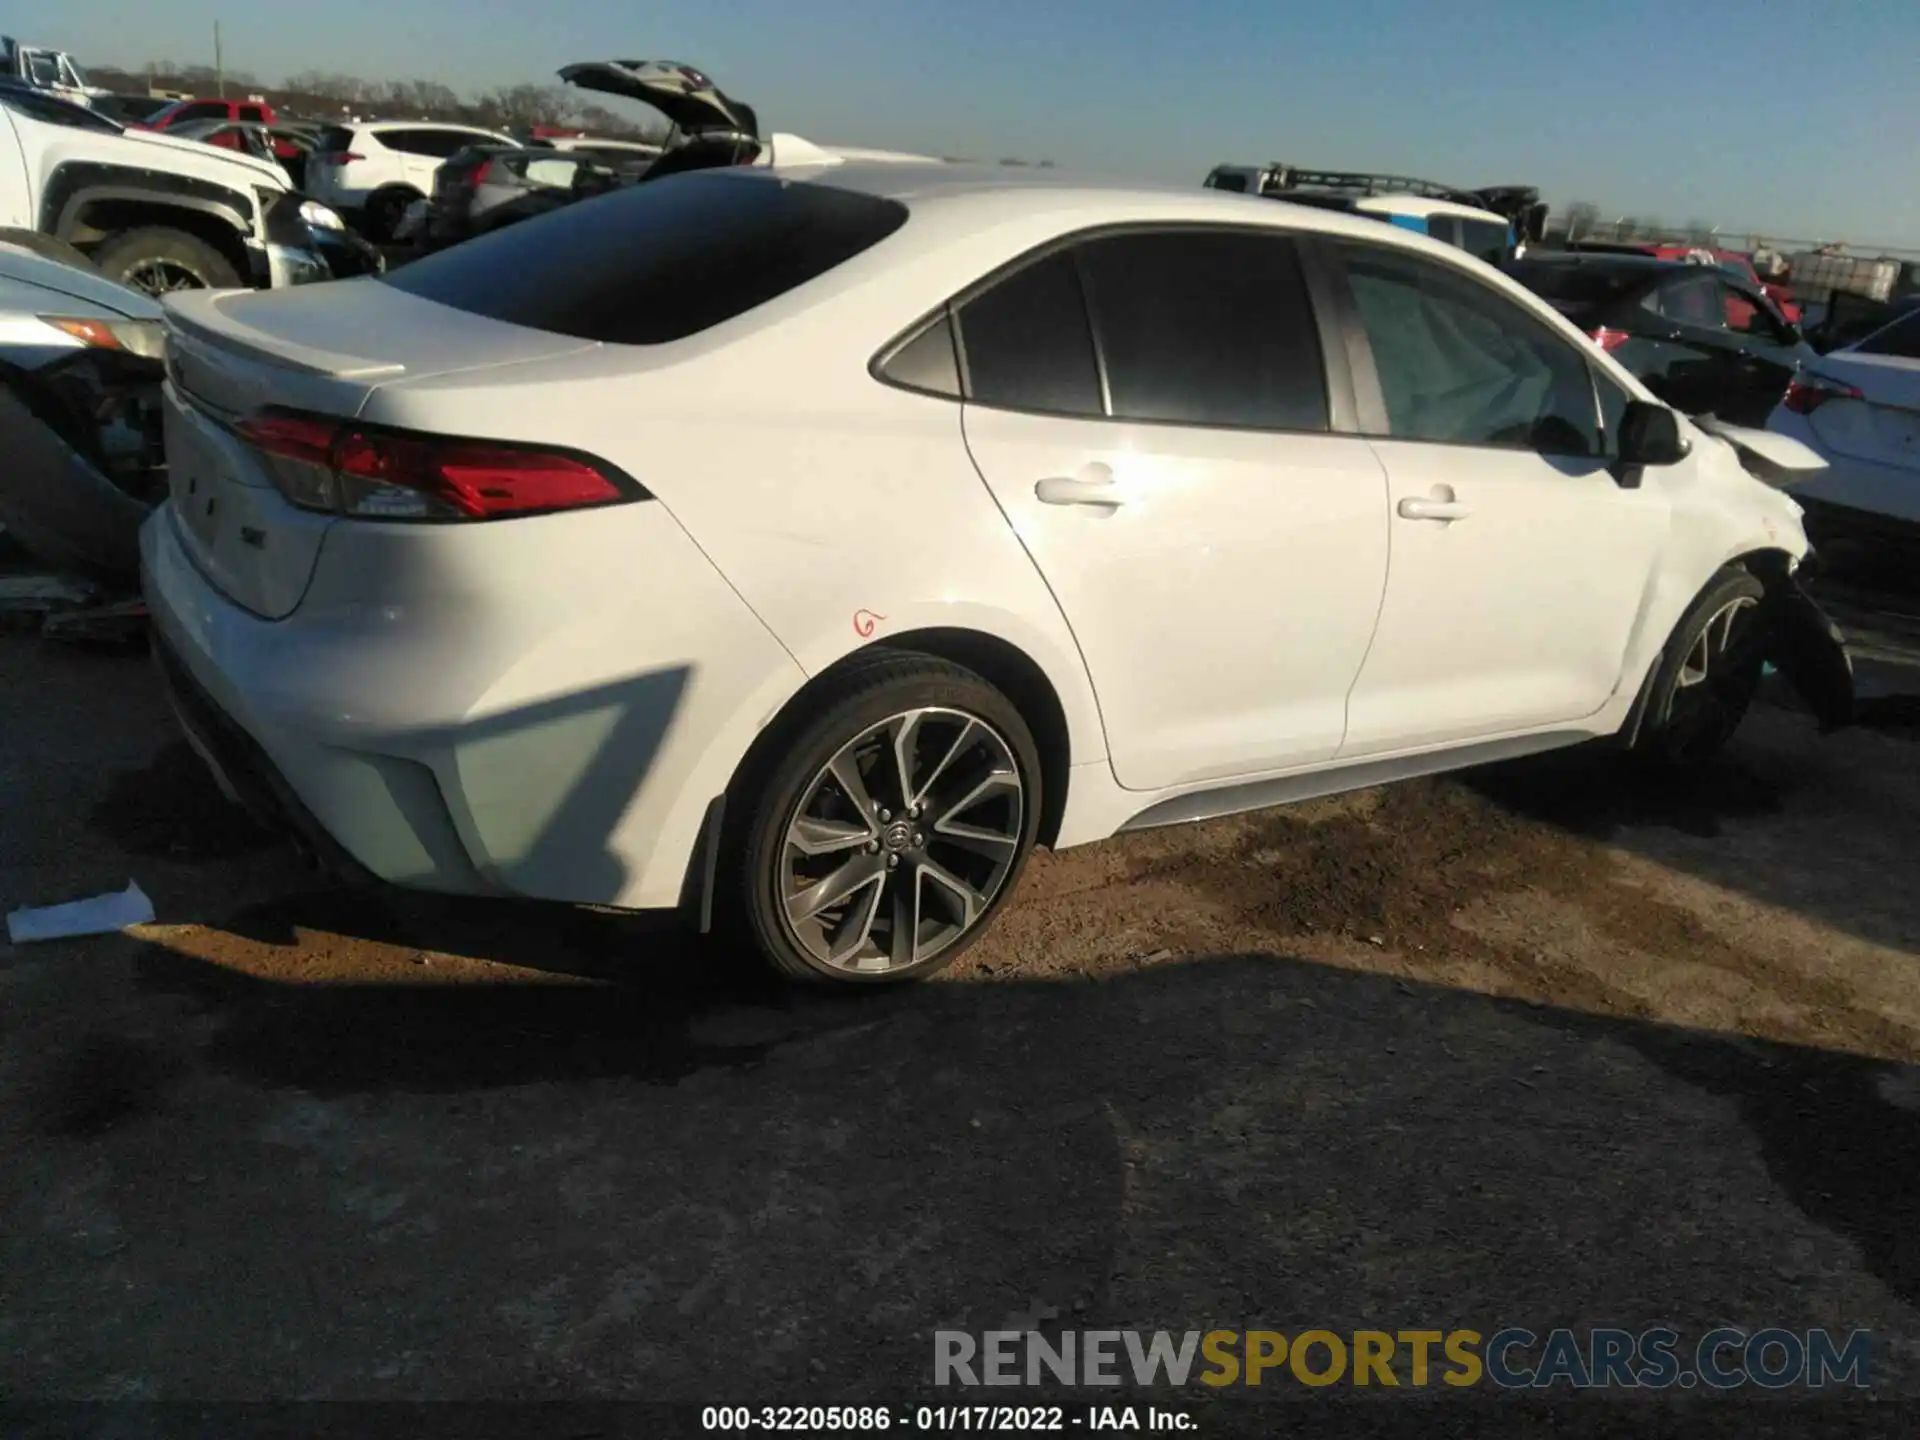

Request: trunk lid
left=157, top=281, right=598, bottom=619
left=1805, top=352, right=1920, bottom=471
left=557, top=60, right=758, bottom=138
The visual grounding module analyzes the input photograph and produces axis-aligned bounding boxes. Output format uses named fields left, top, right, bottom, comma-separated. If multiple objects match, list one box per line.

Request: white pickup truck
left=0, top=78, right=343, bottom=296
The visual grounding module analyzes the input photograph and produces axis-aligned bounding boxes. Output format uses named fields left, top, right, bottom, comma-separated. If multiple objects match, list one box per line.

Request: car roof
left=362, top=119, right=508, bottom=132
left=783, top=160, right=1462, bottom=238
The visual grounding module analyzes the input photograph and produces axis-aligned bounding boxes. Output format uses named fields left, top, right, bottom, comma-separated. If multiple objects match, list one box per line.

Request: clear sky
left=42, top=0, right=1920, bottom=245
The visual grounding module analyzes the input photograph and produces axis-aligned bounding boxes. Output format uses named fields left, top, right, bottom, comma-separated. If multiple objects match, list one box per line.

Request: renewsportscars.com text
left=935, top=1326, right=1871, bottom=1390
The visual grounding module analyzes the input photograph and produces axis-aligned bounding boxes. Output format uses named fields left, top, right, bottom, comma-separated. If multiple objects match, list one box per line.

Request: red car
left=134, top=97, right=301, bottom=160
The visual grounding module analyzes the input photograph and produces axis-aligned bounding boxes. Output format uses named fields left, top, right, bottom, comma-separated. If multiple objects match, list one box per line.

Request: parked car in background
left=425, top=144, right=632, bottom=248
left=135, top=96, right=312, bottom=170
left=1204, top=163, right=1542, bottom=266
left=144, top=163, right=1847, bottom=990
left=164, top=117, right=311, bottom=186
left=0, top=37, right=108, bottom=109
left=1647, top=245, right=1803, bottom=324
left=89, top=93, right=173, bottom=126
left=0, top=79, right=342, bottom=295
left=1509, top=252, right=1814, bottom=426
left=1766, top=307, right=1920, bottom=552
left=0, top=233, right=164, bottom=583
left=303, top=120, right=519, bottom=240
left=528, top=134, right=664, bottom=166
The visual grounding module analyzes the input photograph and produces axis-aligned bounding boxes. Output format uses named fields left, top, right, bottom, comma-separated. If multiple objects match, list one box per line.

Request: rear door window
left=1073, top=229, right=1328, bottom=431
left=172, top=101, right=230, bottom=124
left=954, top=251, right=1103, bottom=418
left=382, top=172, right=909, bottom=345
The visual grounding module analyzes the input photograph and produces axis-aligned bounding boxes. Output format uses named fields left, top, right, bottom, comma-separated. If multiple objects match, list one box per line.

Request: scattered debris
left=41, top=596, right=148, bottom=648
left=0, top=574, right=95, bottom=610
left=7, top=880, right=154, bottom=944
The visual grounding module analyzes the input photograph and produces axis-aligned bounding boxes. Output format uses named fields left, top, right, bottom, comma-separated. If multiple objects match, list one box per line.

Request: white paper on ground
left=6, top=881, right=155, bottom=944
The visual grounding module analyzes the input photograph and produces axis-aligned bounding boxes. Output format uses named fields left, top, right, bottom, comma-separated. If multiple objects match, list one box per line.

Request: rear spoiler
left=161, top=289, right=404, bottom=381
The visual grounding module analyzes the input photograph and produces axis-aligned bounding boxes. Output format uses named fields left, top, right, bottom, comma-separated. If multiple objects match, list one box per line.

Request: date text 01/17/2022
left=700, top=1405, right=1197, bottom=1431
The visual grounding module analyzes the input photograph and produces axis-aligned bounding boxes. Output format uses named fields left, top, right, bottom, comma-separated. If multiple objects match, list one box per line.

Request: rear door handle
left=1035, top=464, right=1121, bottom=507
left=1397, top=497, right=1472, bottom=521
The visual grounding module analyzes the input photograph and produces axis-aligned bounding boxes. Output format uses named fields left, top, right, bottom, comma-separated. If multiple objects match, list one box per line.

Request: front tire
left=723, top=653, right=1042, bottom=985
left=1632, top=566, right=1767, bottom=767
left=91, top=227, right=241, bottom=296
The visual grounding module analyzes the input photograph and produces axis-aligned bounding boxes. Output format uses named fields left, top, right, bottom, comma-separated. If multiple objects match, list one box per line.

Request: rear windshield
left=382, top=172, right=910, bottom=345
left=314, top=125, right=356, bottom=152
left=1855, top=308, right=1920, bottom=360
left=1509, top=262, right=1648, bottom=316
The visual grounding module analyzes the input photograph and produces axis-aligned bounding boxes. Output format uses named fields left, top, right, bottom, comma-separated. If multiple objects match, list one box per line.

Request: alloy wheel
left=1668, top=595, right=1761, bottom=752
left=779, top=707, right=1025, bottom=974
left=122, top=259, right=208, bottom=296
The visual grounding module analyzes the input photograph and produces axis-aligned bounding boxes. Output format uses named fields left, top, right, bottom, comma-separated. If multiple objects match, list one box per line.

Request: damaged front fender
left=1757, top=573, right=1856, bottom=732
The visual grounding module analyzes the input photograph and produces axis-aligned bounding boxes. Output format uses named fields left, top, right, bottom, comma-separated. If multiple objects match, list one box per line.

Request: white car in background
left=1766, top=307, right=1920, bottom=549
left=143, top=164, right=1850, bottom=987
left=305, top=120, right=517, bottom=239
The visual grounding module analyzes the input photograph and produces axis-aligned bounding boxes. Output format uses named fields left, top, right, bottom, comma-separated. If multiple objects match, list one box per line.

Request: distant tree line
left=89, top=61, right=668, bottom=140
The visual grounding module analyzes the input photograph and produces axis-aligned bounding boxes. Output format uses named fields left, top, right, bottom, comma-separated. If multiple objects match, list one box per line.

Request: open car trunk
left=558, top=60, right=762, bottom=176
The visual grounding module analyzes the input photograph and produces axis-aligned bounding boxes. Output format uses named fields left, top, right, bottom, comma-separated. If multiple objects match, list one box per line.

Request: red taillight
left=1783, top=377, right=1864, bottom=416
left=469, top=159, right=494, bottom=186
left=236, top=412, right=631, bottom=521
left=1589, top=327, right=1631, bottom=352
left=318, top=151, right=364, bottom=165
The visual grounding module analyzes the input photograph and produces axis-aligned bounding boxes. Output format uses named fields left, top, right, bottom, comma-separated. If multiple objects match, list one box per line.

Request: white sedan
left=142, top=163, right=1843, bottom=984
left=1766, top=307, right=1920, bottom=549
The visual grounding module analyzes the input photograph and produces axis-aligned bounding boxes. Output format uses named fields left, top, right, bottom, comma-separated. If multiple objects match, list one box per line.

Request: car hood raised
left=558, top=60, right=757, bottom=137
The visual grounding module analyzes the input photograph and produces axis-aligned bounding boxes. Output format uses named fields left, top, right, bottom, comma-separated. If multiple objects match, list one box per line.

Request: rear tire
left=1632, top=566, right=1767, bottom=767
left=720, top=652, right=1043, bottom=986
left=91, top=227, right=241, bottom=296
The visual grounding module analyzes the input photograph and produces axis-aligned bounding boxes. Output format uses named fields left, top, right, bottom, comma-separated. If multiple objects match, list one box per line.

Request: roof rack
left=1259, top=164, right=1487, bottom=209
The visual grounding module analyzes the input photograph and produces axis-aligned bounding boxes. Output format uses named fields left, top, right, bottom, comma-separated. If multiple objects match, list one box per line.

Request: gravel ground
left=2, top=610, right=1918, bottom=1434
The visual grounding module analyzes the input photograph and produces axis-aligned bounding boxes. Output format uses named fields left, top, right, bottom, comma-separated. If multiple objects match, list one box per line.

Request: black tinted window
left=956, top=251, right=1101, bottom=417
left=1074, top=230, right=1327, bottom=431
left=1458, top=219, right=1510, bottom=266
left=1341, top=243, right=1601, bottom=456
left=174, top=101, right=229, bottom=123
left=382, top=128, right=482, bottom=158
left=315, top=125, right=355, bottom=152
left=384, top=172, right=909, bottom=345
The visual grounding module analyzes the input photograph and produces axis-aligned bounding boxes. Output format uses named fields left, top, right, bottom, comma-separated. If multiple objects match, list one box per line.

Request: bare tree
left=1563, top=200, right=1600, bottom=242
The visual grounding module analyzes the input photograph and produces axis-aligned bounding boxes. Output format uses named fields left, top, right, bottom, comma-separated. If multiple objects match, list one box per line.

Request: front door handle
left=1397, top=496, right=1472, bottom=522
left=1035, top=463, right=1121, bottom=507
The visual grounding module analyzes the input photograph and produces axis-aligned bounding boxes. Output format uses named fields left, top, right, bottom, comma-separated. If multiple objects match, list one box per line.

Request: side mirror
left=1617, top=401, right=1690, bottom=471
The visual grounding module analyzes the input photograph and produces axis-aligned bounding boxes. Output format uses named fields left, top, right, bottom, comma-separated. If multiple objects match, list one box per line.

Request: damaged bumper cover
left=0, top=349, right=165, bottom=583
left=1757, top=573, right=1856, bottom=732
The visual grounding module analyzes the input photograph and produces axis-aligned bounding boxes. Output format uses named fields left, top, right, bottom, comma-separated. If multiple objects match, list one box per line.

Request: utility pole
left=214, top=20, right=225, bottom=98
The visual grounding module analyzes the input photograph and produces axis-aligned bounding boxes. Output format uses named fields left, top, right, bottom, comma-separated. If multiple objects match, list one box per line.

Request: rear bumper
left=150, top=625, right=377, bottom=885
left=139, top=492, right=809, bottom=911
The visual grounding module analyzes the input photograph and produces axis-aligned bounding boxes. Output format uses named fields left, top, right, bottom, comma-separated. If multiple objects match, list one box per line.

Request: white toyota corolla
left=142, top=163, right=1850, bottom=984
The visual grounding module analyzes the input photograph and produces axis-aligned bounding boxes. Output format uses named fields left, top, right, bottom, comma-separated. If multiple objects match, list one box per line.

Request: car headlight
left=299, top=199, right=346, bottom=232
left=39, top=316, right=167, bottom=360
